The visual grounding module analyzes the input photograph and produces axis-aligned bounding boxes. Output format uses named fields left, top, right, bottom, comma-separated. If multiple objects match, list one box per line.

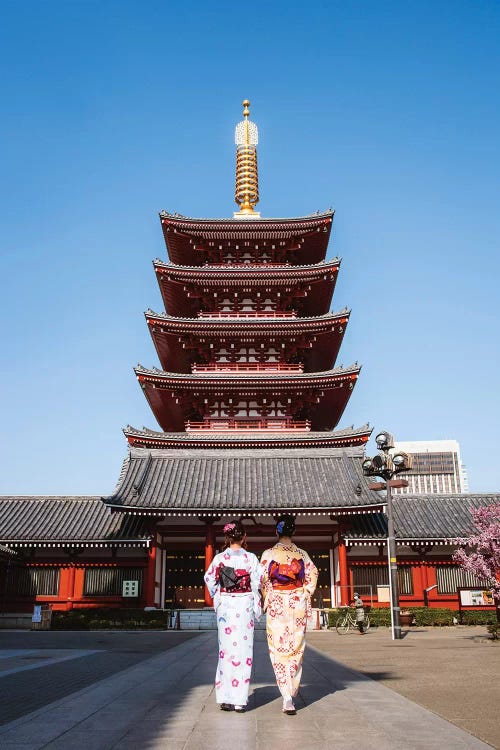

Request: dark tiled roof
left=123, top=423, right=372, bottom=449
left=106, top=447, right=380, bottom=512
left=158, top=210, right=334, bottom=228
left=343, top=494, right=500, bottom=542
left=153, top=258, right=341, bottom=275
left=343, top=513, right=389, bottom=540
left=144, top=308, right=349, bottom=327
left=0, top=543, right=16, bottom=557
left=134, top=362, right=360, bottom=383
left=394, top=494, right=500, bottom=539
left=0, top=497, right=152, bottom=547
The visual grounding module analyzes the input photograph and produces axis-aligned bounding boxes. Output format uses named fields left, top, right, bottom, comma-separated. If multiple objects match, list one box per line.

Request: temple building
left=0, top=103, right=497, bottom=617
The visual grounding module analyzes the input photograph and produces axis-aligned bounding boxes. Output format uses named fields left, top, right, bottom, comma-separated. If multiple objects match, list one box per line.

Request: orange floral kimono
left=261, top=541, right=318, bottom=699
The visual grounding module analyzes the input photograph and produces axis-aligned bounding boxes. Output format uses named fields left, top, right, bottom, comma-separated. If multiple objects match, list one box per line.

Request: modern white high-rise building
left=392, top=440, right=468, bottom=494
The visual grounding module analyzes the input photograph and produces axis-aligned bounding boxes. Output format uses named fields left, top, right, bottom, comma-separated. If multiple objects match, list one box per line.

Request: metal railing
left=185, top=419, right=311, bottom=432
left=197, top=310, right=297, bottom=319
left=191, top=362, right=304, bottom=373
left=202, top=262, right=291, bottom=267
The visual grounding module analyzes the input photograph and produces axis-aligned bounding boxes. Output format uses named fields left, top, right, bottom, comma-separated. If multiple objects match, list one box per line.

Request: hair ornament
left=223, top=522, right=236, bottom=534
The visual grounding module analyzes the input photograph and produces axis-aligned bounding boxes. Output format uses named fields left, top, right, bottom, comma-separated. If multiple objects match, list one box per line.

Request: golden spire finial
left=234, top=99, right=260, bottom=218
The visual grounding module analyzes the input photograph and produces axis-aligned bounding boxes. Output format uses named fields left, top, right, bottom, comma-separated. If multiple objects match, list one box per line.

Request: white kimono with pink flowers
left=204, top=548, right=263, bottom=706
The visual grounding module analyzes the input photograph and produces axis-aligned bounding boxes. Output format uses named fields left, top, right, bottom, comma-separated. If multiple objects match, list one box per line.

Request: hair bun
left=223, top=520, right=245, bottom=540
left=276, top=515, right=296, bottom=536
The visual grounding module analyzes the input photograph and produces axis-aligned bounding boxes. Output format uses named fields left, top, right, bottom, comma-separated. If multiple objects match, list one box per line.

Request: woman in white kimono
left=204, top=520, right=263, bottom=713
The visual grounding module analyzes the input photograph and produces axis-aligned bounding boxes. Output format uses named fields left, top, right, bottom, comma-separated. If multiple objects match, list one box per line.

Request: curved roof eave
left=145, top=308, right=349, bottom=325
left=158, top=209, right=334, bottom=226
left=134, top=362, right=361, bottom=383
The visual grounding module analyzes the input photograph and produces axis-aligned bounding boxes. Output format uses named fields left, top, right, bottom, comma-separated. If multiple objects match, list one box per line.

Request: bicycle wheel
left=335, top=616, right=350, bottom=635
left=363, top=615, right=370, bottom=633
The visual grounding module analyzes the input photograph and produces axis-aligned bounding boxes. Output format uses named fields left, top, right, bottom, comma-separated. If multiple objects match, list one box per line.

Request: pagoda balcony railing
left=191, top=362, right=304, bottom=373
left=197, top=310, right=297, bottom=319
left=203, top=262, right=291, bottom=267
left=185, top=418, right=311, bottom=432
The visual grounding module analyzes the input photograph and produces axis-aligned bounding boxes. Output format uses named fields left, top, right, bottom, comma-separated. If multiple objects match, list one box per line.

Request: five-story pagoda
left=108, top=102, right=377, bottom=609
left=128, top=101, right=368, bottom=450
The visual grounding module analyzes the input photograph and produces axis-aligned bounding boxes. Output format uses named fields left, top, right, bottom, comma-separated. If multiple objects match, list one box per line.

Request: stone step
left=169, top=609, right=267, bottom=630
left=168, top=608, right=325, bottom=631
left=0, top=613, right=33, bottom=630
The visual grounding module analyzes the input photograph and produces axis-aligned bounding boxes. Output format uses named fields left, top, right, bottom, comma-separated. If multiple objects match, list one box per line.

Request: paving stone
left=0, top=629, right=495, bottom=750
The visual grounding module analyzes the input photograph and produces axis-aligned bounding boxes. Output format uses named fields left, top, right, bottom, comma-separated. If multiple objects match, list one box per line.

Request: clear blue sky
left=1, top=1, right=499, bottom=494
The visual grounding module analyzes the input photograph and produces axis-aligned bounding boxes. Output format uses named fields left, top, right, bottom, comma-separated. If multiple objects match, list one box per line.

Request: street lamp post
left=362, top=431, right=412, bottom=641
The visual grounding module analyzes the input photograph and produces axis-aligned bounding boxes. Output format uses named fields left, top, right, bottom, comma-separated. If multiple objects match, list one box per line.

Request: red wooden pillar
left=66, top=564, right=76, bottom=611
left=145, top=541, right=157, bottom=607
left=413, top=563, right=425, bottom=604
left=204, top=521, right=216, bottom=607
left=338, top=536, right=349, bottom=605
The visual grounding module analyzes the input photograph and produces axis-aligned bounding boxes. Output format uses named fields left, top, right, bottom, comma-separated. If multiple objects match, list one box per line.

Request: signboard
left=122, top=580, right=139, bottom=598
left=459, top=588, right=494, bottom=607
left=377, top=585, right=390, bottom=603
left=32, top=605, right=42, bottom=623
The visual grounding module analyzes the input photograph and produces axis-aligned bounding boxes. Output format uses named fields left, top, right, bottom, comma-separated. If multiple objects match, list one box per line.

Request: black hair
left=223, top=520, right=246, bottom=543
left=275, top=514, right=296, bottom=538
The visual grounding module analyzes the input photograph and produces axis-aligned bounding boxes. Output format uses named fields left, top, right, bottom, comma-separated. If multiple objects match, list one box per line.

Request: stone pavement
left=308, top=625, right=500, bottom=748
left=0, top=629, right=496, bottom=750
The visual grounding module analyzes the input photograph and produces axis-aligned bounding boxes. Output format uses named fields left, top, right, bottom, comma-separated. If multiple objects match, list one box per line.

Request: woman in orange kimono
left=261, top=515, right=318, bottom=715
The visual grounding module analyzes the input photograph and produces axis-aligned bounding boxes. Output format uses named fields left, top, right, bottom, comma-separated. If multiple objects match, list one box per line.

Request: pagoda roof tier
left=135, top=363, right=360, bottom=432
left=153, top=259, right=340, bottom=318
left=105, top=446, right=381, bottom=514
left=159, top=210, right=334, bottom=266
left=145, top=309, right=350, bottom=373
left=124, top=423, right=372, bottom=450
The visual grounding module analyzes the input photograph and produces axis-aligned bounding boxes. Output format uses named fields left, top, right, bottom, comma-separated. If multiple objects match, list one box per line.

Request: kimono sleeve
left=302, top=550, right=319, bottom=598
left=259, top=548, right=274, bottom=608
left=249, top=553, right=264, bottom=620
left=204, top=556, right=219, bottom=598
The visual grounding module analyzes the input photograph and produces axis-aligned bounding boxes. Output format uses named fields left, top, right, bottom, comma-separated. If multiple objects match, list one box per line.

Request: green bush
left=325, top=606, right=498, bottom=629
left=367, top=608, right=392, bottom=626
left=325, top=607, right=391, bottom=628
left=459, top=610, right=497, bottom=626
left=409, top=607, right=455, bottom=626
left=51, top=608, right=172, bottom=630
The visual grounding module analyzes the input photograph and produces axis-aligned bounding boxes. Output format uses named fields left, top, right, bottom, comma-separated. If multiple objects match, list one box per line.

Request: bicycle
left=335, top=606, right=370, bottom=634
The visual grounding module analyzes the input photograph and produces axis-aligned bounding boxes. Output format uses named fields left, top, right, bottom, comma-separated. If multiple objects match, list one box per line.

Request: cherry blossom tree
left=453, top=504, right=500, bottom=621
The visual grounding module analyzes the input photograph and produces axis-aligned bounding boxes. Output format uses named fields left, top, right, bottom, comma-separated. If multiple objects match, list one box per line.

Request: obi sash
left=217, top=564, right=251, bottom=594
left=268, top=558, right=305, bottom=591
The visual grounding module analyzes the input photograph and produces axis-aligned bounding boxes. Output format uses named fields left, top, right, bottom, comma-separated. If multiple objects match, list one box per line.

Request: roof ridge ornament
left=234, top=100, right=261, bottom=219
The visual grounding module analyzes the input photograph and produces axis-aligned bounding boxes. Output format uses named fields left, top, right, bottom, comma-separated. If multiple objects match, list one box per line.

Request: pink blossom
left=219, top=650, right=225, bottom=658
left=246, top=657, right=252, bottom=666
left=232, top=678, right=239, bottom=687
left=232, top=660, right=241, bottom=667
left=224, top=627, right=232, bottom=634
left=453, top=504, right=500, bottom=605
